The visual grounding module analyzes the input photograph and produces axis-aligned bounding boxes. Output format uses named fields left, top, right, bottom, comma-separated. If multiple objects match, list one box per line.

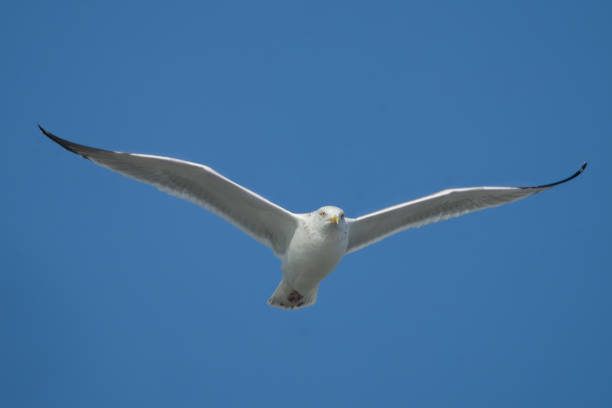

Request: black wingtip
left=523, top=162, right=588, bottom=190
left=38, top=123, right=89, bottom=158
left=38, top=123, right=52, bottom=137
left=38, top=123, right=55, bottom=142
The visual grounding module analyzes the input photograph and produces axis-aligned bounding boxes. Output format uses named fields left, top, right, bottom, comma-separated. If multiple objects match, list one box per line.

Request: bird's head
left=312, top=206, right=346, bottom=229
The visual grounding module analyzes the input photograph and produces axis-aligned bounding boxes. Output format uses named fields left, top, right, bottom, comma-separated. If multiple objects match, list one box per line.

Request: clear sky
left=2, top=1, right=611, bottom=407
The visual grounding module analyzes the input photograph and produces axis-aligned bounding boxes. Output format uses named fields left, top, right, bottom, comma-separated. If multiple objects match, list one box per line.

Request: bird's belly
left=282, top=233, right=345, bottom=294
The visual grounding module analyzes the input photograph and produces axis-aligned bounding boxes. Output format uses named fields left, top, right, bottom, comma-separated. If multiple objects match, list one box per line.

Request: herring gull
left=39, top=125, right=586, bottom=310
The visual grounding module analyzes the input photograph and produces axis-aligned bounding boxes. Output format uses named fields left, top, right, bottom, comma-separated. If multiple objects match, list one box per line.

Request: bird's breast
left=281, top=222, right=348, bottom=292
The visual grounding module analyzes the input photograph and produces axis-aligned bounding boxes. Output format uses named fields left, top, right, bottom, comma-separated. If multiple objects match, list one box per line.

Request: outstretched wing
left=40, top=125, right=298, bottom=256
left=346, top=163, right=587, bottom=254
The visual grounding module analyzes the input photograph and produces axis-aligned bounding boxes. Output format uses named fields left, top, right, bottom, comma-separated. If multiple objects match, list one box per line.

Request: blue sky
left=2, top=1, right=611, bottom=407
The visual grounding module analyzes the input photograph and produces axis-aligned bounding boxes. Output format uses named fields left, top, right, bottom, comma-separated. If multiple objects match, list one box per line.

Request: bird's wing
left=345, top=163, right=587, bottom=254
left=40, top=125, right=298, bottom=256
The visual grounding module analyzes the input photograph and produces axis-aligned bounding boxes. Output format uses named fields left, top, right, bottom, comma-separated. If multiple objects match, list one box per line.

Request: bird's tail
left=267, top=279, right=318, bottom=310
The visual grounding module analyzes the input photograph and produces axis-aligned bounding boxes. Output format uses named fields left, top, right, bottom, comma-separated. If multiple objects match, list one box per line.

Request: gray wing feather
left=40, top=125, right=298, bottom=256
left=346, top=163, right=586, bottom=254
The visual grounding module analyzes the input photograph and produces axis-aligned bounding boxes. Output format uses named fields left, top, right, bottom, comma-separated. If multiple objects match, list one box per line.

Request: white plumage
left=39, top=125, right=586, bottom=310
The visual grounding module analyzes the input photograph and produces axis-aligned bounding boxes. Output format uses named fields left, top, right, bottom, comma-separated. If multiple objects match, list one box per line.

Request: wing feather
left=40, top=125, right=298, bottom=256
left=346, top=163, right=586, bottom=254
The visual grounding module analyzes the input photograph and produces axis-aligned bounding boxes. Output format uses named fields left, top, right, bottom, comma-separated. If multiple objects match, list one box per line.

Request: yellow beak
left=329, top=215, right=339, bottom=224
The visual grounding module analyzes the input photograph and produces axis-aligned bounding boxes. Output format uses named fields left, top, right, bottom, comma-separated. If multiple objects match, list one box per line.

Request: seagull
left=39, top=125, right=587, bottom=310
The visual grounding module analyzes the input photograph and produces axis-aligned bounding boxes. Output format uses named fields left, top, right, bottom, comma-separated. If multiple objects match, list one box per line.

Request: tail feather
left=267, top=279, right=318, bottom=310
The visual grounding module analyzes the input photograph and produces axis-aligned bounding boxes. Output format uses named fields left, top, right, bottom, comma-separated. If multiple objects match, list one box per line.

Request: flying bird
left=39, top=125, right=587, bottom=310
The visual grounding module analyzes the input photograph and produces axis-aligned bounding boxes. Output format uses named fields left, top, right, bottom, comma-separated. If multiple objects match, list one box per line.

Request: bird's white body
left=39, top=125, right=586, bottom=310
left=284, top=211, right=349, bottom=292
left=270, top=208, right=349, bottom=308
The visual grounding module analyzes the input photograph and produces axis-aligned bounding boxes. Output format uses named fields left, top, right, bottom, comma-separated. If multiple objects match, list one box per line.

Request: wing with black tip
left=346, top=163, right=587, bottom=254
left=39, top=125, right=298, bottom=256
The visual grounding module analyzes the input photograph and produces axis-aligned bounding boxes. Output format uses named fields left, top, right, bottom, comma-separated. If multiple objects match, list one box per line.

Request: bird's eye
left=319, top=211, right=326, bottom=217
left=341, top=214, right=345, bottom=220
